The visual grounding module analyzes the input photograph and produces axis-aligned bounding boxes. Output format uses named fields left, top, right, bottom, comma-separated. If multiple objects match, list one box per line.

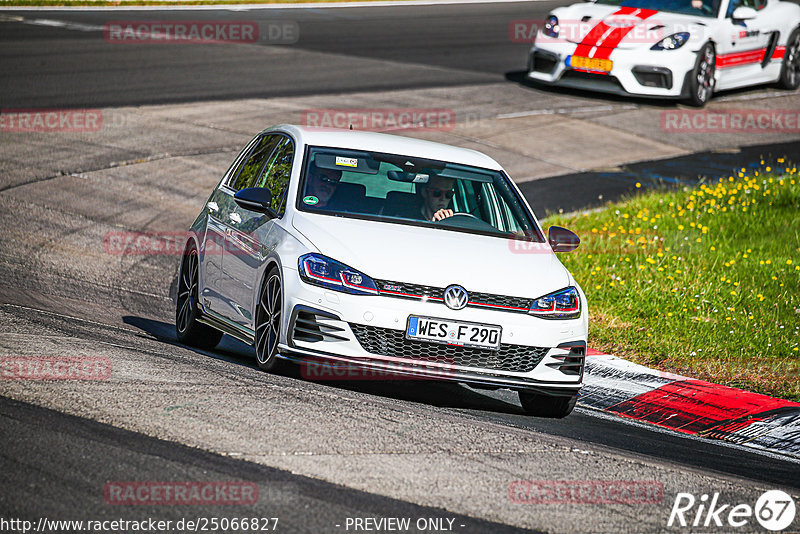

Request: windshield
left=297, top=146, right=543, bottom=241
left=595, top=0, right=721, bottom=17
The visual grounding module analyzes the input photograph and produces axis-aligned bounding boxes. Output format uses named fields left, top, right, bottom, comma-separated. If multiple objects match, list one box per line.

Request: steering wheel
left=444, top=213, right=482, bottom=222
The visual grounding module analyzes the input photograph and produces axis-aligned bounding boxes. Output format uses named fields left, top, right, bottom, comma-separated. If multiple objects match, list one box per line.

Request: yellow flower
left=635, top=182, right=641, bottom=188
left=788, top=259, right=793, bottom=265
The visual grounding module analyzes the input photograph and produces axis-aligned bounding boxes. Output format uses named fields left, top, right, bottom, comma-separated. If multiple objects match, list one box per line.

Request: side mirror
left=548, top=226, right=580, bottom=253
left=234, top=188, right=278, bottom=218
left=732, top=6, right=757, bottom=20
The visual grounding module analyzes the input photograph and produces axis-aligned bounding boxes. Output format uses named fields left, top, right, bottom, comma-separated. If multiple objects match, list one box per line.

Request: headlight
left=543, top=15, right=560, bottom=38
left=529, top=287, right=580, bottom=319
left=651, top=32, right=690, bottom=50
left=298, top=253, right=378, bottom=295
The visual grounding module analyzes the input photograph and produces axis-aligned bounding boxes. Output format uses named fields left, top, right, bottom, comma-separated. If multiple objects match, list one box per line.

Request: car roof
left=264, top=124, right=504, bottom=171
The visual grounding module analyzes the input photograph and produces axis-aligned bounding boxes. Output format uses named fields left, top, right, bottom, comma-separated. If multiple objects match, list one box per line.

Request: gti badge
left=443, top=285, right=469, bottom=310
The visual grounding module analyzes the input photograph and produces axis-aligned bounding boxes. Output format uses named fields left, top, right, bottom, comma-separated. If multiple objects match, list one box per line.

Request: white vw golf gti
left=176, top=125, right=587, bottom=418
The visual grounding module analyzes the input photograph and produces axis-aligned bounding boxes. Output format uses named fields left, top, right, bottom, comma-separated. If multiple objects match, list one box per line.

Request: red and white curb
left=580, top=351, right=800, bottom=459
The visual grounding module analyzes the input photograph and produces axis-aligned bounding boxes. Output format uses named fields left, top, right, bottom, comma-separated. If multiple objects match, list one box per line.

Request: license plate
left=406, top=316, right=501, bottom=350
left=569, top=55, right=613, bottom=73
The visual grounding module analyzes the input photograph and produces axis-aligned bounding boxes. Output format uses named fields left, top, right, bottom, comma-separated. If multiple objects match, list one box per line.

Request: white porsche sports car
left=527, top=0, right=800, bottom=105
left=176, top=125, right=587, bottom=418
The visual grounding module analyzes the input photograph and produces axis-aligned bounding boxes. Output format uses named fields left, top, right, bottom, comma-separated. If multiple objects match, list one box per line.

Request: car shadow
left=505, top=69, right=791, bottom=108
left=123, top=315, right=525, bottom=416
left=504, top=69, right=680, bottom=108
left=123, top=316, right=256, bottom=369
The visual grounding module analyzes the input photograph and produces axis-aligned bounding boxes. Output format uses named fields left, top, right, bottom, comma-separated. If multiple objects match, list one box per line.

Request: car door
left=222, top=134, right=295, bottom=329
left=200, top=135, right=260, bottom=318
left=717, top=0, right=776, bottom=87
left=209, top=134, right=282, bottom=324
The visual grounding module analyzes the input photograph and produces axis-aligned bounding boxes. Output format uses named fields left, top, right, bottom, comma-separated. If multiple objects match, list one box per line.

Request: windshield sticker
left=303, top=196, right=319, bottom=205
left=335, top=156, right=358, bottom=167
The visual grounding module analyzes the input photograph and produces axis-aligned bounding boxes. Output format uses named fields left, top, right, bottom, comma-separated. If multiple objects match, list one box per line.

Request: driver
left=419, top=175, right=456, bottom=221
left=306, top=162, right=341, bottom=208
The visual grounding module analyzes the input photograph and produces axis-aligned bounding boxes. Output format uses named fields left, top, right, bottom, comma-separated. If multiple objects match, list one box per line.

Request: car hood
left=292, top=212, right=571, bottom=299
left=551, top=4, right=709, bottom=49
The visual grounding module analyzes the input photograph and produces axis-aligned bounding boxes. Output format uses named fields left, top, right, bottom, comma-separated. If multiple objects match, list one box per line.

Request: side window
left=228, top=134, right=281, bottom=191
left=256, top=136, right=294, bottom=216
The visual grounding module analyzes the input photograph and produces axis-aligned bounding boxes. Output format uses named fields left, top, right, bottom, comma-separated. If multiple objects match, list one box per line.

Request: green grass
left=545, top=160, right=800, bottom=401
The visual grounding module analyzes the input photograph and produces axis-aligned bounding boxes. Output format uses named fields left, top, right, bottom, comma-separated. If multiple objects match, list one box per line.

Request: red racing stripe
left=717, top=47, right=767, bottom=68
left=592, top=8, right=658, bottom=59
left=772, top=45, right=786, bottom=60
left=605, top=379, right=800, bottom=434
left=573, top=7, right=658, bottom=60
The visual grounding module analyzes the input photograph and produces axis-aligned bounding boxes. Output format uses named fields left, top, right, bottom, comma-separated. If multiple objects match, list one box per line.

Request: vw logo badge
left=443, top=285, right=469, bottom=310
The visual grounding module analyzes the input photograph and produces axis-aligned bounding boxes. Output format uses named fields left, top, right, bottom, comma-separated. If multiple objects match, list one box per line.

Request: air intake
left=545, top=342, right=586, bottom=377
left=290, top=306, right=347, bottom=344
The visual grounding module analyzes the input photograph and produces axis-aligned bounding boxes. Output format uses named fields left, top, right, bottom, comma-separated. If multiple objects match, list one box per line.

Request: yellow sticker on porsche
left=568, top=55, right=613, bottom=73
left=406, top=316, right=501, bottom=350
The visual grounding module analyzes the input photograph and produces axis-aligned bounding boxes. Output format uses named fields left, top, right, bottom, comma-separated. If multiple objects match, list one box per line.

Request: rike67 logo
left=668, top=490, right=796, bottom=531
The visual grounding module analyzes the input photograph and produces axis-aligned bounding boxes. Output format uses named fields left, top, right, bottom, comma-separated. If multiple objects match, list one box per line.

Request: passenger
left=305, top=162, right=341, bottom=208
left=419, top=175, right=456, bottom=221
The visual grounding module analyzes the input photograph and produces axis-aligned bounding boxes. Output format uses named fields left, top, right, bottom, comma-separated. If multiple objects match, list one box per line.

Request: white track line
left=497, top=104, right=639, bottom=119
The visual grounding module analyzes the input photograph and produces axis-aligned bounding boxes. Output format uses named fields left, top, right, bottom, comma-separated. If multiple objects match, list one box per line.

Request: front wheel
left=778, top=28, right=800, bottom=90
left=254, top=268, right=283, bottom=371
left=519, top=391, right=577, bottom=418
left=684, top=43, right=716, bottom=107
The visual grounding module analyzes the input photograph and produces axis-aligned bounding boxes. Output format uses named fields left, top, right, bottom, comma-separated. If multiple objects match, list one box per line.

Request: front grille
left=561, top=70, right=626, bottom=91
left=374, top=279, right=531, bottom=313
left=349, top=323, right=549, bottom=373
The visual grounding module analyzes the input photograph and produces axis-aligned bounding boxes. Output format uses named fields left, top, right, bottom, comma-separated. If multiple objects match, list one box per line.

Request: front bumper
left=278, top=265, right=587, bottom=394
left=528, top=41, right=698, bottom=98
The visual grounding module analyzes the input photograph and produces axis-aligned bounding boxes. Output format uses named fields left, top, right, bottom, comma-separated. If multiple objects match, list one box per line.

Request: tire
left=519, top=391, right=577, bottom=418
left=254, top=267, right=283, bottom=371
left=176, top=246, right=223, bottom=349
left=684, top=42, right=716, bottom=107
left=778, top=27, right=800, bottom=90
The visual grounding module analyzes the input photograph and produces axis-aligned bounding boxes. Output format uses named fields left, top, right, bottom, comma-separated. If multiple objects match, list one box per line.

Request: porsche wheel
left=684, top=43, right=716, bottom=107
left=778, top=28, right=800, bottom=90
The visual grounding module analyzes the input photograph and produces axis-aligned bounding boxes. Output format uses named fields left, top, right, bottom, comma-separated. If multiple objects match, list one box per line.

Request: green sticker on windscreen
left=303, top=196, right=319, bottom=205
